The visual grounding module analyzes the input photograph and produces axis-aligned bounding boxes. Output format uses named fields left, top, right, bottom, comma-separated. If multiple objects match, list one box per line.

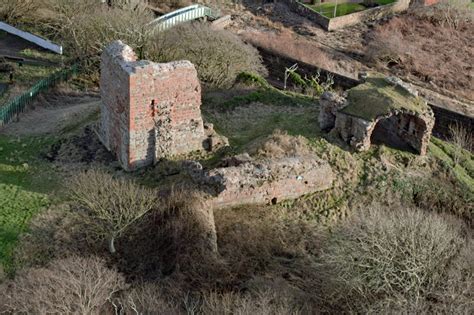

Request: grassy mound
left=342, top=75, right=429, bottom=120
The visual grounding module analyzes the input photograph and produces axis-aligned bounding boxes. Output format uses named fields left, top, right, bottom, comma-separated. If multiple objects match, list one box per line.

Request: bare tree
left=70, top=169, right=158, bottom=254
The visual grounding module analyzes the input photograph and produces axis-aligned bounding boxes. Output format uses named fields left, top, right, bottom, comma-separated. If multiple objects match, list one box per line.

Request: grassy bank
left=0, top=136, right=59, bottom=272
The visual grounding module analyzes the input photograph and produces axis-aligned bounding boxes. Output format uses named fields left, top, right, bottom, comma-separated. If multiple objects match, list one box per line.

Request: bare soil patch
left=0, top=92, right=100, bottom=136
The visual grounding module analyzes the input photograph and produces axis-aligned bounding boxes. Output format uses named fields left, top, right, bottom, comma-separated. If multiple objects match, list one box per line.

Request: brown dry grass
left=241, top=28, right=362, bottom=77
left=247, top=129, right=312, bottom=158
left=366, top=12, right=474, bottom=100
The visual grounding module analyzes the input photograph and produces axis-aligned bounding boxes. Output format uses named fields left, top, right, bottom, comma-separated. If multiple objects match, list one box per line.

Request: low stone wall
left=257, top=46, right=361, bottom=89
left=284, top=0, right=330, bottom=29
left=282, top=0, right=410, bottom=31
left=186, top=153, right=334, bottom=210
left=430, top=105, right=474, bottom=140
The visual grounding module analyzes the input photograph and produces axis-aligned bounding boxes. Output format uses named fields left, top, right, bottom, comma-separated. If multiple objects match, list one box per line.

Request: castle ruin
left=319, top=74, right=435, bottom=155
left=98, top=41, right=224, bottom=171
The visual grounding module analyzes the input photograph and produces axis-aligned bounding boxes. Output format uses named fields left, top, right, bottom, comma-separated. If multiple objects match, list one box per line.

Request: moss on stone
left=341, top=74, right=429, bottom=121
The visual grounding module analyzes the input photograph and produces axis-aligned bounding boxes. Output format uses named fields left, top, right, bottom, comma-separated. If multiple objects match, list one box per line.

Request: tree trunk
left=109, top=236, right=116, bottom=254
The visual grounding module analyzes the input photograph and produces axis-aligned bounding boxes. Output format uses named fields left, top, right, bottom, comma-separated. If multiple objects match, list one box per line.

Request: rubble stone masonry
left=185, top=153, right=334, bottom=210
left=99, top=41, right=206, bottom=171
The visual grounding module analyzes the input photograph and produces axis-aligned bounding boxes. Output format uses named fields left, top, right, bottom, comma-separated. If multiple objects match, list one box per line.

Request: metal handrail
left=148, top=4, right=220, bottom=32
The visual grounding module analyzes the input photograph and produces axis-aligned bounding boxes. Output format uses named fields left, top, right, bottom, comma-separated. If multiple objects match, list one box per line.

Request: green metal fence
left=0, top=64, right=78, bottom=125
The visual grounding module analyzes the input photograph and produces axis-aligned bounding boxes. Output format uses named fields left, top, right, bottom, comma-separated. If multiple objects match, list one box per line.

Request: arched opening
left=370, top=113, right=427, bottom=154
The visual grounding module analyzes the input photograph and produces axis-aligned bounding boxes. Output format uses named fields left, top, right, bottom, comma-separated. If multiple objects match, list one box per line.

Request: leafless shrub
left=1, top=256, right=126, bottom=314
left=0, top=0, right=39, bottom=24
left=318, top=206, right=465, bottom=312
left=119, top=282, right=183, bottom=315
left=199, top=290, right=301, bottom=315
left=69, top=169, right=158, bottom=254
left=449, top=122, right=473, bottom=164
left=214, top=204, right=321, bottom=295
left=423, top=0, right=473, bottom=29
left=365, top=26, right=406, bottom=68
left=147, top=22, right=267, bottom=88
left=365, top=13, right=473, bottom=100
left=105, top=187, right=220, bottom=282
left=43, top=0, right=153, bottom=82
left=161, top=188, right=217, bottom=256
left=429, top=240, right=474, bottom=314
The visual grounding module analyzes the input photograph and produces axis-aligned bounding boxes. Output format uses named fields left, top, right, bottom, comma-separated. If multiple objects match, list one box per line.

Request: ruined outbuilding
left=185, top=133, right=334, bottom=209
left=98, top=41, right=226, bottom=171
left=319, top=74, right=435, bottom=155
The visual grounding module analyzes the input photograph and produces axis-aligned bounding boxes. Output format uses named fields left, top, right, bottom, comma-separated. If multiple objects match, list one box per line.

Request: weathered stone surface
left=385, top=76, right=419, bottom=97
left=185, top=153, right=334, bottom=210
left=202, top=122, right=229, bottom=152
left=319, top=77, right=435, bottom=155
left=98, top=41, right=223, bottom=171
left=319, top=91, right=348, bottom=130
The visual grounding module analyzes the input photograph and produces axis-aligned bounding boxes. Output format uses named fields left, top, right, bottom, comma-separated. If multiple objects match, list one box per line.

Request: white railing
left=148, top=4, right=219, bottom=32
left=0, top=22, right=63, bottom=55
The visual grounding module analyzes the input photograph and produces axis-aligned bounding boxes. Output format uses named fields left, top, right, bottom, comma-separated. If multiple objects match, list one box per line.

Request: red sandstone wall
left=99, top=41, right=205, bottom=171
left=99, top=43, right=136, bottom=169
left=209, top=166, right=334, bottom=209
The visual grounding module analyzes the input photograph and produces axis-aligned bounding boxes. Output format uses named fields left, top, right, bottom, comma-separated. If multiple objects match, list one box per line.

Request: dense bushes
left=1, top=256, right=126, bottom=314
left=147, top=22, right=267, bottom=88
left=365, top=3, right=473, bottom=100
left=39, top=0, right=153, bottom=82
left=2, top=1, right=266, bottom=86
left=318, top=206, right=469, bottom=312
left=0, top=0, right=38, bottom=25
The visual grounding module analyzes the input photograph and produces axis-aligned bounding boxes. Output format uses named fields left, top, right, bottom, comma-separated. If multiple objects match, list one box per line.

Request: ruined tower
left=98, top=41, right=207, bottom=171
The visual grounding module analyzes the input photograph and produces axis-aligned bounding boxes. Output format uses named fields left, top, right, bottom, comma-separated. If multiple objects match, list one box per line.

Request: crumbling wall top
left=103, top=40, right=196, bottom=75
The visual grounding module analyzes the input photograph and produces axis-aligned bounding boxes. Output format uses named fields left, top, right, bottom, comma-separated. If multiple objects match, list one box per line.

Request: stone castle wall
left=186, top=153, right=334, bottom=210
left=99, top=41, right=206, bottom=171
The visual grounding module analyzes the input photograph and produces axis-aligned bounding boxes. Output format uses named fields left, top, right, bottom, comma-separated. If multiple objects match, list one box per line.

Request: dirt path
left=0, top=93, right=100, bottom=136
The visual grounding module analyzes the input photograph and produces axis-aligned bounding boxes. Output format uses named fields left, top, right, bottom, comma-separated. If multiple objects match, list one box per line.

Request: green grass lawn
left=308, top=2, right=366, bottom=18
left=307, top=0, right=396, bottom=18
left=374, top=0, right=396, bottom=5
left=0, top=136, right=59, bottom=273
